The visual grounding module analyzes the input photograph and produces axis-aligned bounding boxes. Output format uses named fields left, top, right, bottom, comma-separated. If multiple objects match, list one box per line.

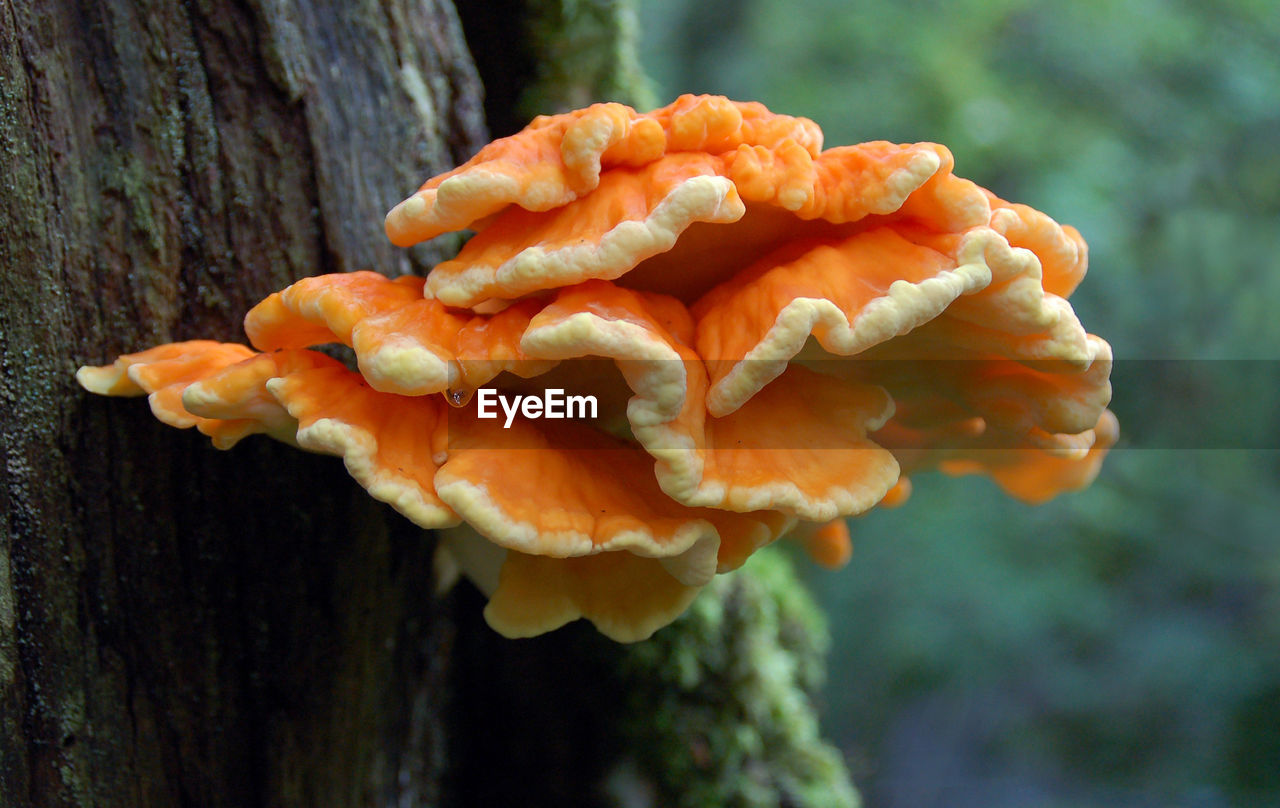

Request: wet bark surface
left=0, top=1, right=490, bottom=804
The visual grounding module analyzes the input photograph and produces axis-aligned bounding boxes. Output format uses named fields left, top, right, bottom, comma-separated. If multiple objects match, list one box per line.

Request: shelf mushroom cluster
left=78, top=95, right=1116, bottom=641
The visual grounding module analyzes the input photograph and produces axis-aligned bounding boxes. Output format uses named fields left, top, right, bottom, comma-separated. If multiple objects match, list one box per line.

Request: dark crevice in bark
left=454, top=0, right=538, bottom=137
left=442, top=585, right=627, bottom=808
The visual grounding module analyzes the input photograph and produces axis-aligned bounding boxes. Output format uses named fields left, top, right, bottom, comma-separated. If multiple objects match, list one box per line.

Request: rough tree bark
left=1, top=1, right=489, bottom=804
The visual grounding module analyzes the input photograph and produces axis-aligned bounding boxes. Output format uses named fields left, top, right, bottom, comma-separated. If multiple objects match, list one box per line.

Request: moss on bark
left=614, top=549, right=861, bottom=808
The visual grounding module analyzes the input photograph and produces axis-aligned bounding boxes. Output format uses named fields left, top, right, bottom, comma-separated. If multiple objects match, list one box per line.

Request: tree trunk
left=1, top=1, right=487, bottom=803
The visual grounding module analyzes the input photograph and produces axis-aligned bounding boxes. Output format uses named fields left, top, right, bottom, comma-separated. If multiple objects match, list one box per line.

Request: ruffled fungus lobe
left=78, top=95, right=1115, bottom=641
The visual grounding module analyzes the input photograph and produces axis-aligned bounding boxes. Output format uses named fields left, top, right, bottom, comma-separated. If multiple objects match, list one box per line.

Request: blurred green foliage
left=636, top=0, right=1280, bottom=805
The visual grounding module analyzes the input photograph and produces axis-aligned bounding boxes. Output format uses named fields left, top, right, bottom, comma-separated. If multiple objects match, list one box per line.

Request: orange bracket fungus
left=78, top=95, right=1115, bottom=642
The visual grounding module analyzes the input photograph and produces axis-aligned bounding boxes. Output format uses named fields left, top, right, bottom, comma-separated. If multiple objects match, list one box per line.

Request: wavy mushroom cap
left=79, top=95, right=1115, bottom=641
